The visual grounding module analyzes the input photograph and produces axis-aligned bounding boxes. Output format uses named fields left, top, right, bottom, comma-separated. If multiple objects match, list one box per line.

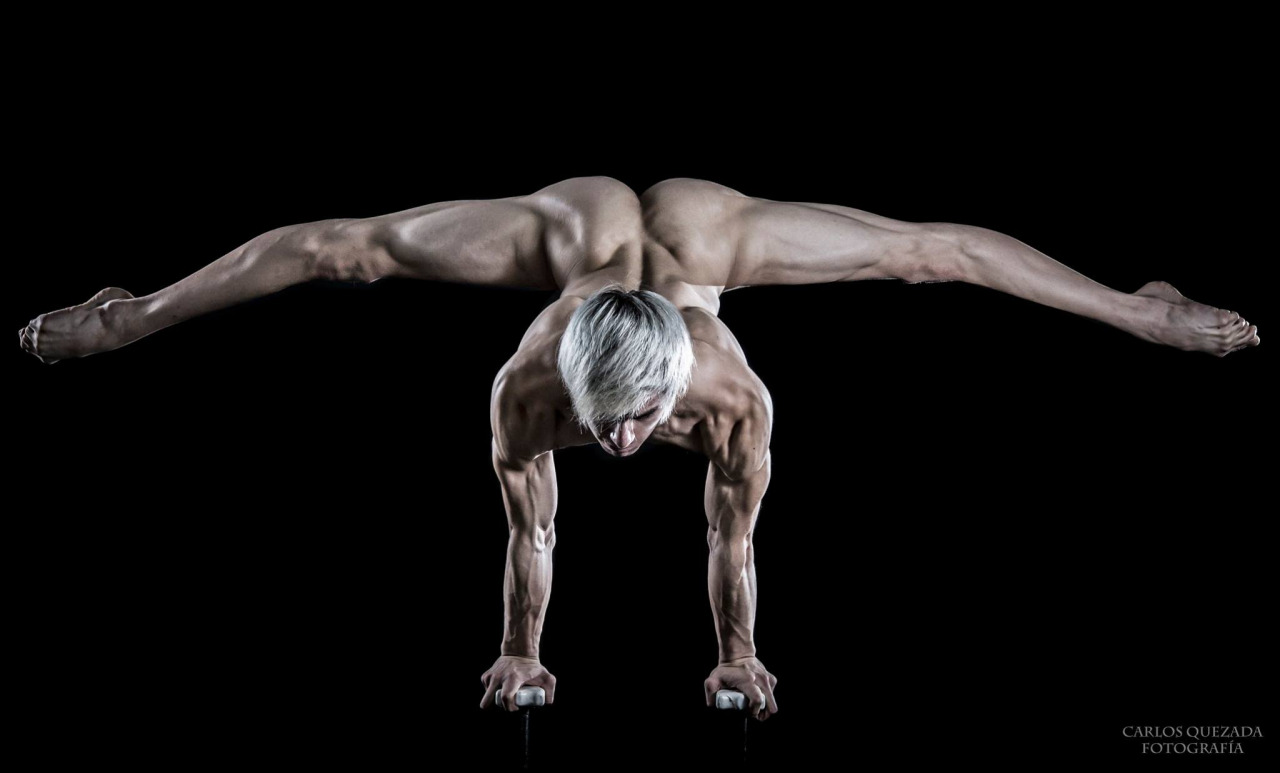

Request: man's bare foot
left=1133, top=281, right=1260, bottom=357
left=19, top=287, right=134, bottom=364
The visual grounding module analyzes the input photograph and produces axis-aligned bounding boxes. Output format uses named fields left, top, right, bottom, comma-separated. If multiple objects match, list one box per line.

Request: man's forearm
left=708, top=535, right=758, bottom=663
left=501, top=526, right=555, bottom=659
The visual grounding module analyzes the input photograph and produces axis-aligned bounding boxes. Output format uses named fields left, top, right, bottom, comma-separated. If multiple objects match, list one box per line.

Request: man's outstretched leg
left=17, top=178, right=582, bottom=363
left=17, top=218, right=383, bottom=364
left=642, top=178, right=1261, bottom=357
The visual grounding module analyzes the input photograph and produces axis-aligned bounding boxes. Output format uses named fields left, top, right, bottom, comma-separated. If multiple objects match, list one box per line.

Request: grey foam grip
left=514, top=686, right=545, bottom=708
left=715, top=689, right=765, bottom=711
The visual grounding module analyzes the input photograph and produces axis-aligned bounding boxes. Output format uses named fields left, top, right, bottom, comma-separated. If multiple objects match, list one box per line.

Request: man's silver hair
left=556, top=283, right=696, bottom=432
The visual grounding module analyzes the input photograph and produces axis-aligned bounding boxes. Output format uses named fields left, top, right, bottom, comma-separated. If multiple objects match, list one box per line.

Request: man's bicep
left=490, top=371, right=560, bottom=532
left=705, top=448, right=771, bottom=538
left=492, top=439, right=558, bottom=532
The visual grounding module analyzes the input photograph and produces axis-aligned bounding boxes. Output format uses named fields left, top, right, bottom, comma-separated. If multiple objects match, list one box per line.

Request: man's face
left=590, top=393, right=665, bottom=457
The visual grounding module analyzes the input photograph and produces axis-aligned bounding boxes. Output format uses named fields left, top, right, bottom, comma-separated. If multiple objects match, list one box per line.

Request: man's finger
left=480, top=675, right=500, bottom=710
left=750, top=685, right=768, bottom=718
left=503, top=678, right=527, bottom=712
left=542, top=673, right=556, bottom=705
left=704, top=677, right=721, bottom=706
left=761, top=681, right=778, bottom=716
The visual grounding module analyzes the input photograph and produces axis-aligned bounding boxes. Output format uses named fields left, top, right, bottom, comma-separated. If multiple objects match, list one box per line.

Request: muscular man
left=18, top=176, right=1259, bottom=721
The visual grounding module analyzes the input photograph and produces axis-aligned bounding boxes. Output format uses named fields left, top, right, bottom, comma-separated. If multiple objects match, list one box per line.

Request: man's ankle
left=1122, top=292, right=1165, bottom=342
left=98, top=297, right=142, bottom=348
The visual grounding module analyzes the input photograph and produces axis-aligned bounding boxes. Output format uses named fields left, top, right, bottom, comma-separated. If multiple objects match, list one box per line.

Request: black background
left=11, top=19, right=1273, bottom=769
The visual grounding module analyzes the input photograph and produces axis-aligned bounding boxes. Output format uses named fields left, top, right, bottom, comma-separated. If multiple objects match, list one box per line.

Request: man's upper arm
left=491, top=437, right=557, bottom=533
left=706, top=445, right=771, bottom=549
left=704, top=395, right=773, bottom=538
left=490, top=367, right=559, bottom=532
left=706, top=376, right=773, bottom=481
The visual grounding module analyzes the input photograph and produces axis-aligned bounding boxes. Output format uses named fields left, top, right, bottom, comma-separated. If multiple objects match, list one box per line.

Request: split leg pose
left=19, top=178, right=1259, bottom=363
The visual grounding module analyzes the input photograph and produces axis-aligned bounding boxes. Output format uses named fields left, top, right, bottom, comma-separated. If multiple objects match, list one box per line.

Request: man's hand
left=704, top=656, right=778, bottom=721
left=480, top=655, right=557, bottom=711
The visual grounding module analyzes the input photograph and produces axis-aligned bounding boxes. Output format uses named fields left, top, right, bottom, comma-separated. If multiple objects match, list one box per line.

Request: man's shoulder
left=687, top=346, right=774, bottom=482
left=497, top=294, right=582, bottom=395
left=490, top=352, right=564, bottom=461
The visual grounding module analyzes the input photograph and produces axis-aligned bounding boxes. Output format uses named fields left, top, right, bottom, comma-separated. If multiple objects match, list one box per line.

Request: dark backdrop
left=11, top=33, right=1273, bottom=770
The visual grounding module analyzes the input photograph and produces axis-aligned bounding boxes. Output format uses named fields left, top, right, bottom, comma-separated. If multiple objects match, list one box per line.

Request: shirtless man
left=18, top=176, right=1259, bottom=722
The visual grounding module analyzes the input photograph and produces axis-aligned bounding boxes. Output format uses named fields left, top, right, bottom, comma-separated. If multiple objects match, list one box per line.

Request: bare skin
left=20, top=176, right=1259, bottom=722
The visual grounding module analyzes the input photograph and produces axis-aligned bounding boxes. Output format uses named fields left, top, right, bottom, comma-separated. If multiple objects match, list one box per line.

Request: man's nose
left=608, top=421, right=634, bottom=449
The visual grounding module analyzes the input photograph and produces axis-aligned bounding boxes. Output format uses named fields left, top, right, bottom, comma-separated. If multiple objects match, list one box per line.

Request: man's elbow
left=707, top=527, right=751, bottom=571
left=510, top=521, right=556, bottom=552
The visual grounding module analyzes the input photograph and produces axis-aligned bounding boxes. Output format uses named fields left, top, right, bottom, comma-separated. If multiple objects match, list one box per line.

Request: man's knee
left=898, top=223, right=972, bottom=285
left=297, top=219, right=395, bottom=284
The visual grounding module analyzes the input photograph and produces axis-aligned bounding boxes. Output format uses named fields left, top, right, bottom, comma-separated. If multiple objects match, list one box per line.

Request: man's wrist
left=718, top=652, right=758, bottom=666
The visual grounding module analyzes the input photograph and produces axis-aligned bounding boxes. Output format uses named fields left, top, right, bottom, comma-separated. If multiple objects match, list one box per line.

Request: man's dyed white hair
left=556, top=283, right=696, bottom=432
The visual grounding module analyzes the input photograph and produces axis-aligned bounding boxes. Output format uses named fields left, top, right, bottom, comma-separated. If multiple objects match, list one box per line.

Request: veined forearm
left=502, top=527, right=555, bottom=659
left=944, top=223, right=1152, bottom=335
left=492, top=445, right=559, bottom=660
left=708, top=536, right=757, bottom=663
